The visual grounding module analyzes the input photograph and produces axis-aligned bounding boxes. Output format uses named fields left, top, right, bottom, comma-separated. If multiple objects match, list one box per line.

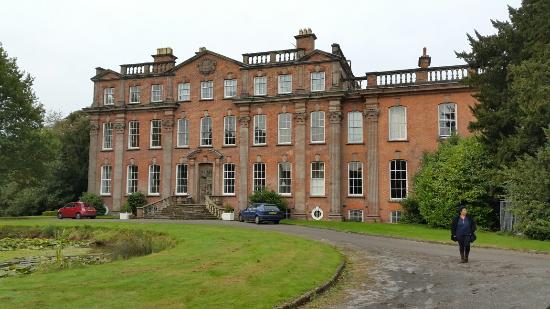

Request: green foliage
left=81, top=192, right=106, bottom=215
left=126, top=192, right=147, bottom=214
left=457, top=0, right=550, bottom=165
left=413, top=136, right=498, bottom=229
left=249, top=189, right=288, bottom=210
left=42, top=210, right=57, bottom=216
left=503, top=132, right=550, bottom=240
left=224, top=204, right=234, bottom=213
left=400, top=196, right=425, bottom=224
left=120, top=202, right=132, bottom=214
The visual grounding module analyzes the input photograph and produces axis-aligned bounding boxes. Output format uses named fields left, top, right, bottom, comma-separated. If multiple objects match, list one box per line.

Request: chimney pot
left=294, top=28, right=317, bottom=53
left=418, top=47, right=431, bottom=69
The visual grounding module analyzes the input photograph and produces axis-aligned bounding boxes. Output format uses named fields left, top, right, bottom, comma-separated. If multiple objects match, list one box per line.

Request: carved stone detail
left=162, top=118, right=174, bottom=132
left=329, top=111, right=343, bottom=124
left=90, top=123, right=100, bottom=135
left=364, top=105, right=380, bottom=120
left=238, top=115, right=250, bottom=128
left=197, top=58, right=217, bottom=75
left=114, top=121, right=125, bottom=134
left=294, top=111, right=307, bottom=125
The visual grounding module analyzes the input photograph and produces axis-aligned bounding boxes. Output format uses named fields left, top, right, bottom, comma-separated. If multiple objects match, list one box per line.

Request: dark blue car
left=239, top=203, right=283, bottom=224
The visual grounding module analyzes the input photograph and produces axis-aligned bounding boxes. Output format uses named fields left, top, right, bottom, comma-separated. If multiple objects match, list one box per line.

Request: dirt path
left=107, top=220, right=550, bottom=308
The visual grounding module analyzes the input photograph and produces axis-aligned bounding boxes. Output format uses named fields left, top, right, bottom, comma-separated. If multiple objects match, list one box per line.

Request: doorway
left=198, top=164, right=213, bottom=203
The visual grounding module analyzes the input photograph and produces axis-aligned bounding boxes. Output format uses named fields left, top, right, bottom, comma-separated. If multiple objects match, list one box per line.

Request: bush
left=249, top=189, right=288, bottom=211
left=42, top=210, right=57, bottom=216
left=413, top=136, right=498, bottom=229
left=80, top=192, right=106, bottom=215
left=224, top=204, right=234, bottom=213
left=400, top=197, right=425, bottom=224
left=126, top=192, right=147, bottom=214
left=121, top=202, right=132, bottom=214
left=504, top=133, right=550, bottom=240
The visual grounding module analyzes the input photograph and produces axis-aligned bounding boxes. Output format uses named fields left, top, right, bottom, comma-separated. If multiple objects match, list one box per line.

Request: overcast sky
left=0, top=0, right=521, bottom=116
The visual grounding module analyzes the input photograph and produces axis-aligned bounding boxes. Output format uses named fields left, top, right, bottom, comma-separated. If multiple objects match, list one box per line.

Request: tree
left=457, top=0, right=550, bottom=166
left=249, top=189, right=288, bottom=211
left=503, top=130, right=550, bottom=240
left=413, top=136, right=498, bottom=229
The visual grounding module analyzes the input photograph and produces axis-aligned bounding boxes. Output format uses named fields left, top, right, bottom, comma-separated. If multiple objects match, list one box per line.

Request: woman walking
left=451, top=206, right=477, bottom=263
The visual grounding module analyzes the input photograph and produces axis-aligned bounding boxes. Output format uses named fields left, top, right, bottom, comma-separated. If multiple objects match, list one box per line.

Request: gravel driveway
left=113, top=220, right=550, bottom=309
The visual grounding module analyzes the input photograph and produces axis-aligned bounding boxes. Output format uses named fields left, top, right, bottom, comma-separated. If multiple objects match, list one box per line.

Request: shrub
left=249, top=189, right=288, bottom=211
left=81, top=192, right=106, bottom=215
left=413, top=136, right=498, bottom=229
left=42, top=210, right=58, bottom=216
left=400, top=196, right=425, bottom=224
left=126, top=192, right=147, bottom=214
left=121, top=202, right=132, bottom=213
left=504, top=133, right=550, bottom=240
left=224, top=204, right=234, bottom=213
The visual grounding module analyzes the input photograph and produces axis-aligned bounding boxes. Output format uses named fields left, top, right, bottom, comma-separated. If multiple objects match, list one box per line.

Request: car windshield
left=262, top=206, right=279, bottom=211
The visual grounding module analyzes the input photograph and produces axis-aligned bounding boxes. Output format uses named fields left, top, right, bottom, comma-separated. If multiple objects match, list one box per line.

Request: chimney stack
left=152, top=47, right=177, bottom=63
left=294, top=28, right=317, bottom=53
left=418, top=47, right=431, bottom=69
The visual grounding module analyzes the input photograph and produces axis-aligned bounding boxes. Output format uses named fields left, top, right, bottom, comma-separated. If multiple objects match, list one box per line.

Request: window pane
left=348, top=162, right=363, bottom=195
left=311, top=72, right=325, bottom=92
left=178, top=83, right=190, bottom=101
left=278, top=113, right=292, bottom=144
left=254, top=115, right=266, bottom=145
left=101, top=166, right=112, bottom=195
left=254, top=76, right=267, bottom=96
left=151, top=84, right=163, bottom=102
left=103, top=122, right=113, bottom=149
left=311, top=111, right=325, bottom=142
left=390, top=160, right=407, bottom=199
left=176, top=164, right=188, bottom=194
left=200, top=117, right=212, bottom=146
left=389, top=106, right=407, bottom=140
left=278, top=75, right=292, bottom=94
left=127, top=165, right=138, bottom=194
left=150, top=120, right=162, bottom=147
left=311, top=162, right=325, bottom=196
left=149, top=165, right=160, bottom=194
left=223, top=163, right=236, bottom=194
left=438, top=103, right=456, bottom=137
left=253, top=163, right=266, bottom=192
left=128, top=121, right=139, bottom=148
left=224, top=116, right=236, bottom=145
left=278, top=163, right=291, bottom=194
left=224, top=79, right=237, bottom=98
left=201, top=81, right=213, bottom=99
left=177, top=119, right=189, bottom=147
left=348, top=112, right=363, bottom=143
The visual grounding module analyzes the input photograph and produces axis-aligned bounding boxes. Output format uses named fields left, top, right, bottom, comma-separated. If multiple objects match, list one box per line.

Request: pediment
left=171, top=50, right=244, bottom=75
left=186, top=148, right=225, bottom=161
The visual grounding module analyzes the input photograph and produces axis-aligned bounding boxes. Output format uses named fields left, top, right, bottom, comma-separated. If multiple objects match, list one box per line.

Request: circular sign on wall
left=311, top=206, right=323, bottom=221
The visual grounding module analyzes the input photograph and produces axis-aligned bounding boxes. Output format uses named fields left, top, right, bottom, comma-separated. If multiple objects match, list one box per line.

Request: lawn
left=283, top=220, right=550, bottom=253
left=0, top=218, right=342, bottom=309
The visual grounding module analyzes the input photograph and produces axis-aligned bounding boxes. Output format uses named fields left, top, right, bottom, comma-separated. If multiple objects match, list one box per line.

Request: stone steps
left=143, top=203, right=219, bottom=220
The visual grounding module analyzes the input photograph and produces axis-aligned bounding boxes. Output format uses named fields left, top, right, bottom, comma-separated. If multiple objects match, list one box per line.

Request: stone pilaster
left=162, top=116, right=174, bottom=197
left=188, top=159, right=196, bottom=202
left=241, top=69, right=249, bottom=97
left=293, top=102, right=307, bottom=218
left=118, top=79, right=125, bottom=106
left=237, top=107, right=250, bottom=211
left=213, top=158, right=221, bottom=196
left=328, top=100, right=343, bottom=220
left=112, top=116, right=125, bottom=211
left=364, top=98, right=380, bottom=219
left=87, top=118, right=100, bottom=193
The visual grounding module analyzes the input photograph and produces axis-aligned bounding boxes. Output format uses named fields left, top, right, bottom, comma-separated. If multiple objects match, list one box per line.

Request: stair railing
left=204, top=195, right=224, bottom=219
left=136, top=196, right=173, bottom=218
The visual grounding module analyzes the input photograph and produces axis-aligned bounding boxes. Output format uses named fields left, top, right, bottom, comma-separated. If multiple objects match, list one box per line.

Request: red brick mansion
left=84, top=29, right=476, bottom=222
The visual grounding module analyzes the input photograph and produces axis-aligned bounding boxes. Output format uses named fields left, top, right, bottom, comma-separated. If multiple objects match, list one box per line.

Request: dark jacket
left=451, top=215, right=477, bottom=240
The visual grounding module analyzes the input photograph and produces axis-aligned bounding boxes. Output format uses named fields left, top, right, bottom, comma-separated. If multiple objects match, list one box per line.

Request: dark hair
left=457, top=206, right=468, bottom=214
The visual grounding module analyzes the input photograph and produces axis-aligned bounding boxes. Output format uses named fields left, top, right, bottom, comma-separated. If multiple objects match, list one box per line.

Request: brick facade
left=84, top=29, right=476, bottom=222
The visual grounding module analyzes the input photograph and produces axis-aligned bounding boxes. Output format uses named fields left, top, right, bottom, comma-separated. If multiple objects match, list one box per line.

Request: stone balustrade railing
left=136, top=196, right=173, bottom=218
left=351, top=65, right=471, bottom=89
left=204, top=195, right=225, bottom=219
left=242, top=49, right=304, bottom=65
left=120, top=61, right=174, bottom=76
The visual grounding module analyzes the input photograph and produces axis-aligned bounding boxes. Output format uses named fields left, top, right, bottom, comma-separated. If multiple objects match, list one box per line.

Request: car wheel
left=255, top=216, right=261, bottom=224
left=57, top=213, right=63, bottom=219
left=274, top=221, right=280, bottom=224
left=75, top=213, right=81, bottom=220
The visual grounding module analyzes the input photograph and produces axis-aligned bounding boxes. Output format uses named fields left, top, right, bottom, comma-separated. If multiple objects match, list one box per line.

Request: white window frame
left=438, top=103, right=457, bottom=137
left=278, top=113, right=292, bottom=145
left=102, top=122, right=113, bottom=150
left=389, top=106, right=407, bottom=141
left=178, top=83, right=190, bottom=101
left=200, top=81, right=213, bottom=100
left=175, top=164, right=188, bottom=195
left=278, top=74, right=292, bottom=94
left=347, top=111, right=363, bottom=143
left=254, top=76, right=267, bottom=96
left=348, top=209, right=363, bottom=222
left=148, top=164, right=160, bottom=196
left=390, top=160, right=408, bottom=201
left=278, top=162, right=292, bottom=196
left=252, top=163, right=266, bottom=192
left=129, top=86, right=140, bottom=104
left=150, top=120, right=162, bottom=148
left=128, top=121, right=139, bottom=149
left=177, top=118, right=189, bottom=148
left=348, top=162, right=363, bottom=196
left=253, top=114, right=267, bottom=145
left=311, top=72, right=325, bottom=92
left=100, top=165, right=112, bottom=196
left=310, top=111, right=325, bottom=143
left=224, top=116, right=236, bottom=146
left=224, top=79, right=237, bottom=98
left=151, top=84, right=163, bottom=102
left=200, top=116, right=213, bottom=146
left=391, top=210, right=402, bottom=223
left=223, top=163, right=236, bottom=196
left=126, top=165, right=138, bottom=194
left=310, top=162, right=325, bottom=196
left=103, top=88, right=115, bottom=105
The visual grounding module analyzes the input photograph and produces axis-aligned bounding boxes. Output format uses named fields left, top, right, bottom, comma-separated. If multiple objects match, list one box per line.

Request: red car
left=57, top=202, right=97, bottom=219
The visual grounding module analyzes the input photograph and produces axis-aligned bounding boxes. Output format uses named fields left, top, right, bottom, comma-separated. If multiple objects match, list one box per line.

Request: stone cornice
left=82, top=102, right=178, bottom=114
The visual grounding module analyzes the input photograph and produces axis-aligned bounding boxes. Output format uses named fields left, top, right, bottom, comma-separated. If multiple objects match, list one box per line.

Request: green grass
left=283, top=220, right=550, bottom=253
left=0, top=219, right=342, bottom=309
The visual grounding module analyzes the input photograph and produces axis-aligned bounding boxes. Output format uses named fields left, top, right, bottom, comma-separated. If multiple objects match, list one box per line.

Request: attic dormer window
left=104, top=88, right=115, bottom=105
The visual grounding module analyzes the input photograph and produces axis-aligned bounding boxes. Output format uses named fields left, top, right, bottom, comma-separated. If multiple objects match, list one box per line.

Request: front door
left=198, top=164, right=213, bottom=203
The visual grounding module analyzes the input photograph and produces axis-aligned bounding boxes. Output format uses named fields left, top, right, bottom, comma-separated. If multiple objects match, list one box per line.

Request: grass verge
left=0, top=218, right=342, bottom=309
left=282, top=220, right=550, bottom=253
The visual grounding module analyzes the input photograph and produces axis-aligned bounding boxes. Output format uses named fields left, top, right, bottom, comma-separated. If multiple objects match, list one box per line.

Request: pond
left=0, top=225, right=175, bottom=279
